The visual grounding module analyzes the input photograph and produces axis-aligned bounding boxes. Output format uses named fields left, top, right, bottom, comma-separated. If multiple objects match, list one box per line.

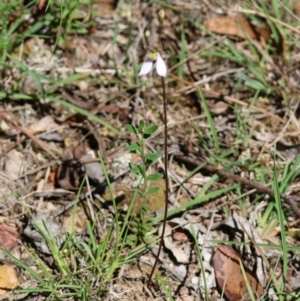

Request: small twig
left=176, top=67, right=244, bottom=94
left=0, top=112, right=59, bottom=159
left=175, top=154, right=300, bottom=219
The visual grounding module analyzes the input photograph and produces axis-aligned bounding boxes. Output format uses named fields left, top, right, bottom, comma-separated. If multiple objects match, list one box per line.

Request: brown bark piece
left=212, top=245, right=264, bottom=301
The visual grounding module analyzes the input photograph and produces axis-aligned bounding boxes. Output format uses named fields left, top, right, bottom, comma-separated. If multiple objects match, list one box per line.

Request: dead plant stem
left=175, top=154, right=300, bottom=219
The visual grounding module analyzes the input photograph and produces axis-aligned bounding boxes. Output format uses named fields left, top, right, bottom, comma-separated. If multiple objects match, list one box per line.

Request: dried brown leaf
left=213, top=245, right=264, bottom=301
left=203, top=15, right=284, bottom=56
left=204, top=15, right=258, bottom=40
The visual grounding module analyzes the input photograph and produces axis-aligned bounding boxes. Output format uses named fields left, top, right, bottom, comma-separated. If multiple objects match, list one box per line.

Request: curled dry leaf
left=213, top=245, right=263, bottom=301
left=0, top=264, right=19, bottom=296
left=56, top=140, right=104, bottom=190
left=0, top=223, right=20, bottom=251
left=56, top=140, right=88, bottom=190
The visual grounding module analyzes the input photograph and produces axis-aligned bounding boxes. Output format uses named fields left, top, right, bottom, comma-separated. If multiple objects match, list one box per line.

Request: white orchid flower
left=138, top=51, right=167, bottom=77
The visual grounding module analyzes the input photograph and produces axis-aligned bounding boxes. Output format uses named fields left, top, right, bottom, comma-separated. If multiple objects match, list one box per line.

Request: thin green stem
left=140, top=137, right=148, bottom=197
left=147, top=77, right=169, bottom=288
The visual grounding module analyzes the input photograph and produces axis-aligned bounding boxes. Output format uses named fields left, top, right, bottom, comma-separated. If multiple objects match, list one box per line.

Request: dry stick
left=175, top=154, right=300, bottom=219
left=147, top=77, right=169, bottom=288
left=0, top=112, right=59, bottom=159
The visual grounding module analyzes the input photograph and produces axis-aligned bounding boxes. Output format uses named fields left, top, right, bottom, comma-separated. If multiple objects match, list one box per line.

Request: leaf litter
left=0, top=0, right=300, bottom=300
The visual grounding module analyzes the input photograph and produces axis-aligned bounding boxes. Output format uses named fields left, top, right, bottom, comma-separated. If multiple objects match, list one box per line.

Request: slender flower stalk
left=138, top=48, right=169, bottom=288
left=147, top=75, right=169, bottom=284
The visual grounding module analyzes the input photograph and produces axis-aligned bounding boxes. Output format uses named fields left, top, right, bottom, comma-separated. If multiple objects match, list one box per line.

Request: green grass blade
left=273, top=149, right=288, bottom=285
left=197, top=87, right=220, bottom=153
left=154, top=183, right=239, bottom=223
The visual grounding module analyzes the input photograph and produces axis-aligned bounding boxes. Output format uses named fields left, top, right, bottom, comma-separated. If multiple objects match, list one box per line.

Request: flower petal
left=156, top=53, right=167, bottom=77
left=138, top=59, right=153, bottom=76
